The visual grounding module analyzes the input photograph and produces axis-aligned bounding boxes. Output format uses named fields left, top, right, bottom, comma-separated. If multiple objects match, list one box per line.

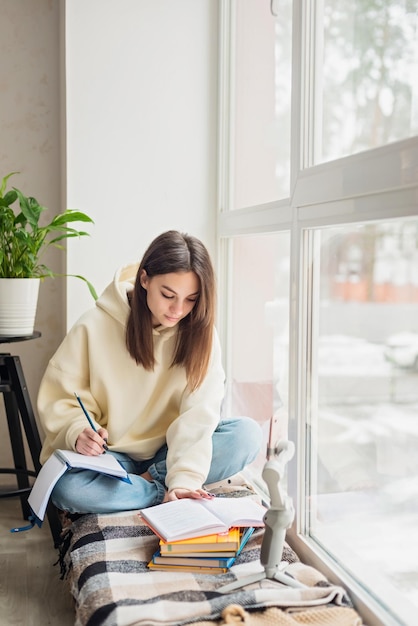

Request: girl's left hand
left=167, top=488, right=214, bottom=501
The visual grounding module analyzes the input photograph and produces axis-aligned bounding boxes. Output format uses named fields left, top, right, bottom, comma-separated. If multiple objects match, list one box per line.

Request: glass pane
left=319, top=1, right=418, bottom=163
left=308, top=217, right=418, bottom=620
left=232, top=0, right=292, bottom=208
left=224, top=233, right=290, bottom=492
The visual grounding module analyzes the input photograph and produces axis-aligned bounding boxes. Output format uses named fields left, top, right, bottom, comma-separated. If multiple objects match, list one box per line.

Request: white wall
left=65, top=0, right=219, bottom=327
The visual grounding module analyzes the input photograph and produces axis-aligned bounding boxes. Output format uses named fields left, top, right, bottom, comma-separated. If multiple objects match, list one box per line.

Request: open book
left=140, top=496, right=265, bottom=542
left=26, top=450, right=130, bottom=527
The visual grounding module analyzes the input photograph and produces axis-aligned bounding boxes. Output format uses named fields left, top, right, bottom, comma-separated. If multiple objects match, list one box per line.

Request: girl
left=37, top=230, right=262, bottom=514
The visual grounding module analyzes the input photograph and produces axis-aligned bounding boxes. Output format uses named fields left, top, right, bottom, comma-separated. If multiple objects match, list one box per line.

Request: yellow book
left=160, top=526, right=242, bottom=555
left=147, top=561, right=229, bottom=574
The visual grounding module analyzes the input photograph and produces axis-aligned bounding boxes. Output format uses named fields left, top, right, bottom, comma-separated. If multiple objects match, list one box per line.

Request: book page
left=28, top=454, right=67, bottom=521
left=200, top=497, right=265, bottom=527
left=55, top=449, right=127, bottom=477
left=140, top=499, right=230, bottom=541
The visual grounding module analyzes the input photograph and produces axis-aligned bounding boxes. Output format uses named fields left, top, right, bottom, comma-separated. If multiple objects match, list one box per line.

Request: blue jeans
left=51, top=417, right=262, bottom=514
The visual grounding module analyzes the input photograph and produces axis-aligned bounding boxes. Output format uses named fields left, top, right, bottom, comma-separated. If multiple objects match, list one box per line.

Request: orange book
left=160, top=526, right=242, bottom=554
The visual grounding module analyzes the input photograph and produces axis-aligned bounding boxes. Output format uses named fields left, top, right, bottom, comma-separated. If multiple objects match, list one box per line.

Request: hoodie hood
left=95, top=262, right=177, bottom=340
left=95, top=262, right=139, bottom=326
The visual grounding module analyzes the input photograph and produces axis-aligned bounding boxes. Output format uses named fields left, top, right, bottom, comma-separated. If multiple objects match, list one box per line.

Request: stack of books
left=147, top=526, right=255, bottom=573
left=139, top=496, right=266, bottom=574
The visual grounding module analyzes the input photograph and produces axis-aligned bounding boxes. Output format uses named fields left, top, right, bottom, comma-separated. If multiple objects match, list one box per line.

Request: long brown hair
left=126, top=231, right=216, bottom=390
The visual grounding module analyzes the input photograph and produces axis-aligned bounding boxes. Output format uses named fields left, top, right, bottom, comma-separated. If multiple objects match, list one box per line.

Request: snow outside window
left=305, top=218, right=418, bottom=624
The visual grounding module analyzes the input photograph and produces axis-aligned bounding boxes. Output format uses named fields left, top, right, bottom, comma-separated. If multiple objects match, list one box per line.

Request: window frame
left=217, top=2, right=418, bottom=625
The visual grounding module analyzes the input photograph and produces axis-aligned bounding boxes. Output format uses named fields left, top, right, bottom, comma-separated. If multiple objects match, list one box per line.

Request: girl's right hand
left=75, top=427, right=109, bottom=456
left=167, top=488, right=215, bottom=501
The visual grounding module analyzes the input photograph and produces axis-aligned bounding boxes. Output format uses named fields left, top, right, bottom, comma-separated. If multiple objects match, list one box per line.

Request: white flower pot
left=0, top=278, right=40, bottom=336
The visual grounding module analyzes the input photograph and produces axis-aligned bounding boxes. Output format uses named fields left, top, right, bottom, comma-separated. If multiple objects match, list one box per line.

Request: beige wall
left=0, top=0, right=64, bottom=476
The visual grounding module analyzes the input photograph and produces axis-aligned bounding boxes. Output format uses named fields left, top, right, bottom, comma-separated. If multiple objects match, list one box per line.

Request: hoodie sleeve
left=37, top=321, right=103, bottom=464
left=164, top=330, right=226, bottom=492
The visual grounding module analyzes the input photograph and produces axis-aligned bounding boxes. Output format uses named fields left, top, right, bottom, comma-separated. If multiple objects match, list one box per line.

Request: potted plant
left=0, top=171, right=97, bottom=336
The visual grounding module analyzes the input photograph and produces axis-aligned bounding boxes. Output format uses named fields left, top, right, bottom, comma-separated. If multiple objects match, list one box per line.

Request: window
left=218, top=1, right=418, bottom=625
left=221, top=233, right=290, bottom=494
left=230, top=0, right=292, bottom=208
left=306, top=218, right=418, bottom=624
left=319, top=1, right=418, bottom=163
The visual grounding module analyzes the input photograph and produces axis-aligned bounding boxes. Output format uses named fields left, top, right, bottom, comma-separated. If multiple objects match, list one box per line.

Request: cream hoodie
left=37, top=263, right=226, bottom=492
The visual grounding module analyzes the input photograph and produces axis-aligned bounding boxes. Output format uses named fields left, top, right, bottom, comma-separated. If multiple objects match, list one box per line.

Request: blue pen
left=74, top=392, right=108, bottom=452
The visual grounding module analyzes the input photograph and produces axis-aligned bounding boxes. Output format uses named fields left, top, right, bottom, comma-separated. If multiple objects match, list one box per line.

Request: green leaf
left=0, top=171, right=19, bottom=197
left=0, top=171, right=96, bottom=299
left=0, top=190, right=18, bottom=206
left=51, top=211, right=94, bottom=227
left=14, top=188, right=45, bottom=228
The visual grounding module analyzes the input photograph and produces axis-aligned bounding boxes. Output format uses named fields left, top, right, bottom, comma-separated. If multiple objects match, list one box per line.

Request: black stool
left=0, top=332, right=61, bottom=547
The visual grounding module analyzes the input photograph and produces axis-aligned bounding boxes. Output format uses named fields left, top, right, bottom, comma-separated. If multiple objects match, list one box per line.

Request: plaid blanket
left=59, top=507, right=358, bottom=626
